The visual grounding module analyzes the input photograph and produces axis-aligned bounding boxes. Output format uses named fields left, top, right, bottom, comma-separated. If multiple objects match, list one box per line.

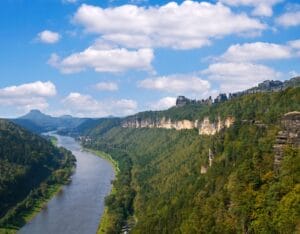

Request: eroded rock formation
left=274, top=111, right=300, bottom=169
left=121, top=116, right=234, bottom=135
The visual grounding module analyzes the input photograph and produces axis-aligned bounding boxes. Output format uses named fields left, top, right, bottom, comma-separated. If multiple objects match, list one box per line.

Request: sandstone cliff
left=121, top=116, right=234, bottom=135
left=274, top=111, right=300, bottom=169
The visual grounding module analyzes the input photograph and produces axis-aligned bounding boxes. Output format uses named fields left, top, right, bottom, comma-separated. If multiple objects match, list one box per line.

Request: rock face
left=121, top=116, right=234, bottom=135
left=121, top=117, right=197, bottom=130
left=176, top=96, right=195, bottom=107
left=198, top=116, right=234, bottom=135
left=274, top=111, right=300, bottom=169
left=175, top=77, right=300, bottom=108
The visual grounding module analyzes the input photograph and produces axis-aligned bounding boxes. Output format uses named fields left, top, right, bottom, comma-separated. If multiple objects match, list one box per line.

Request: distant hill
left=12, top=110, right=91, bottom=133
left=0, top=119, right=75, bottom=229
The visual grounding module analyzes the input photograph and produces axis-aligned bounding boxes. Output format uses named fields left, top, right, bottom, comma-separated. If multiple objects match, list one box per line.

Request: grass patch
left=50, top=136, right=58, bottom=146
left=97, top=208, right=110, bottom=234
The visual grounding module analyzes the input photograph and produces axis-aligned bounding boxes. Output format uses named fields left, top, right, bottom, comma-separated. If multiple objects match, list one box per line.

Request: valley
left=0, top=78, right=299, bottom=233
left=19, top=134, right=115, bottom=234
left=2, top=1, right=300, bottom=233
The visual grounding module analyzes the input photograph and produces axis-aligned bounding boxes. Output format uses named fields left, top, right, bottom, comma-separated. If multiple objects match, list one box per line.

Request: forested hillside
left=0, top=120, right=76, bottom=230
left=81, top=87, right=300, bottom=233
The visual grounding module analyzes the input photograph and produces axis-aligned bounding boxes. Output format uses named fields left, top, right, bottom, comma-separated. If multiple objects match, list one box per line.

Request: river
left=19, top=134, right=115, bottom=234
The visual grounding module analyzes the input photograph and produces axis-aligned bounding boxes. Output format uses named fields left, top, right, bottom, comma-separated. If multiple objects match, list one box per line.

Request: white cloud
left=0, top=81, right=56, bottom=97
left=276, top=11, right=300, bottom=27
left=73, top=1, right=265, bottom=49
left=37, top=30, right=61, bottom=44
left=218, top=42, right=292, bottom=62
left=288, top=39, right=300, bottom=49
left=202, top=62, right=281, bottom=92
left=138, top=75, right=211, bottom=97
left=220, top=0, right=282, bottom=17
left=48, top=46, right=154, bottom=74
left=0, top=81, right=56, bottom=111
left=95, top=82, right=118, bottom=91
left=62, top=92, right=137, bottom=117
left=149, top=97, right=176, bottom=110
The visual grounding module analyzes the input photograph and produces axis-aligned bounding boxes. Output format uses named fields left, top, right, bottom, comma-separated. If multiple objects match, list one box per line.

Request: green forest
left=81, top=87, right=300, bottom=233
left=0, top=120, right=76, bottom=231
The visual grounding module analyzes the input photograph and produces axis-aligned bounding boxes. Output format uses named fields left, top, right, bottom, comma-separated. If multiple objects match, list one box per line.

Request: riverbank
left=82, top=148, right=119, bottom=234
left=0, top=136, right=75, bottom=233
left=0, top=172, right=72, bottom=234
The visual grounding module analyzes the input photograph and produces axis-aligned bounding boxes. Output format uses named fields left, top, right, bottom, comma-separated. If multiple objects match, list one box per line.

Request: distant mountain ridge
left=12, top=110, right=91, bottom=133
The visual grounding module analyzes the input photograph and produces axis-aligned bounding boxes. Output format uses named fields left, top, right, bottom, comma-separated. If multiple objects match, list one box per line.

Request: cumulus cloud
left=288, top=39, right=300, bottom=56
left=73, top=1, right=265, bottom=49
left=0, top=81, right=56, bottom=111
left=288, top=39, right=300, bottom=49
left=0, top=81, right=56, bottom=97
left=138, top=75, right=211, bottom=97
left=218, top=42, right=292, bottom=62
left=149, top=97, right=176, bottom=110
left=215, top=40, right=300, bottom=63
left=276, top=11, right=300, bottom=27
left=48, top=46, right=154, bottom=74
left=62, top=92, right=137, bottom=117
left=37, top=30, right=61, bottom=44
left=202, top=62, right=281, bottom=92
left=95, top=82, right=118, bottom=91
left=220, top=0, right=282, bottom=17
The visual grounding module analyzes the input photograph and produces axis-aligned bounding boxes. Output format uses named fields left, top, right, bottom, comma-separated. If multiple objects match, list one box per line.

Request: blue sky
left=0, top=0, right=300, bottom=118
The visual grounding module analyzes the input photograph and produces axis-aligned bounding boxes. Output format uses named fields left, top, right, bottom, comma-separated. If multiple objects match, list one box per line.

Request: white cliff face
left=199, top=117, right=217, bottom=135
left=121, top=116, right=234, bottom=135
left=198, top=116, right=235, bottom=135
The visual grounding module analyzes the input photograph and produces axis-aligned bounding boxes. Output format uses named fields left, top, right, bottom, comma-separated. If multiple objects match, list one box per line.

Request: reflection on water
left=19, top=134, right=115, bottom=234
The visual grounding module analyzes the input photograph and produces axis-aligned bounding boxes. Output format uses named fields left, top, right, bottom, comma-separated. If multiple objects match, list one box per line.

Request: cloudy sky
left=1, top=0, right=300, bottom=117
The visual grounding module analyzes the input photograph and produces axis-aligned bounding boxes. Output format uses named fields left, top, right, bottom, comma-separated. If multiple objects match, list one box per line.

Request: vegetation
left=121, top=87, right=299, bottom=123
left=80, top=87, right=300, bottom=233
left=0, top=120, right=76, bottom=231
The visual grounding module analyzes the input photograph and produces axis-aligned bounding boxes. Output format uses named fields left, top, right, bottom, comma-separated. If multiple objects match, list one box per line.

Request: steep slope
left=11, top=118, right=44, bottom=134
left=80, top=87, right=300, bottom=233
left=0, top=120, right=76, bottom=230
left=61, top=117, right=121, bottom=137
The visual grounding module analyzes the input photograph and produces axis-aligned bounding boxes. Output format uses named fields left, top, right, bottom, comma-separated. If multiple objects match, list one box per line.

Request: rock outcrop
left=121, top=117, right=197, bottom=130
left=274, top=111, right=300, bottom=169
left=121, top=116, right=234, bottom=135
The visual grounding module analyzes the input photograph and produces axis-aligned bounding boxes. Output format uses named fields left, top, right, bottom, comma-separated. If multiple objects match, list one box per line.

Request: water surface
left=19, top=134, right=114, bottom=234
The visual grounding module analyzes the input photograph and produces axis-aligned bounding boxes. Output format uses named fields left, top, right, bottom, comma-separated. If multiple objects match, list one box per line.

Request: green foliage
left=80, top=88, right=300, bottom=233
left=0, top=120, right=76, bottom=230
left=122, top=87, right=300, bottom=124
